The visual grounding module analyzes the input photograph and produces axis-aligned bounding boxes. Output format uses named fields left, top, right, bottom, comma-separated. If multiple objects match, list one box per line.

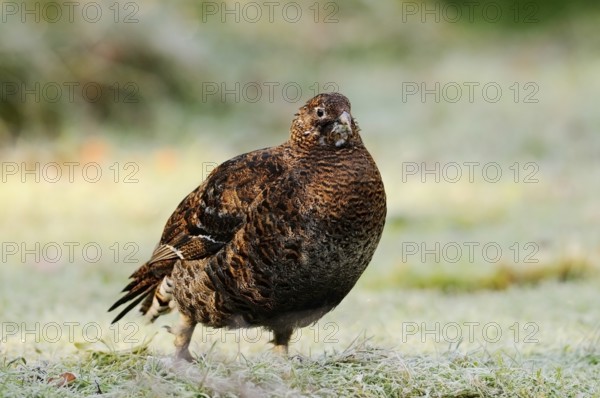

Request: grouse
left=109, top=93, right=387, bottom=360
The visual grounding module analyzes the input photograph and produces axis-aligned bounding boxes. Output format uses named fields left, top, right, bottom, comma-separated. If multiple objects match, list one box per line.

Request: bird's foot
left=164, top=315, right=197, bottom=363
left=175, top=347, right=195, bottom=362
left=271, top=328, right=293, bottom=358
left=272, top=344, right=289, bottom=358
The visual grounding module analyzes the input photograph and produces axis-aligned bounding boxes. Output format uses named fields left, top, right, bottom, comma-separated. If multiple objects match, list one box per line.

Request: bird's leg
left=271, top=328, right=293, bottom=357
left=165, top=314, right=196, bottom=362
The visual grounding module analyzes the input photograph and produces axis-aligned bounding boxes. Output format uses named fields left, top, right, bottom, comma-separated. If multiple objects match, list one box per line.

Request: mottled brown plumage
left=109, top=93, right=386, bottom=360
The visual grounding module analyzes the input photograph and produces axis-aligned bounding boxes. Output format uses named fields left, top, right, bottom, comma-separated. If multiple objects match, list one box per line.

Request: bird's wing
left=109, top=147, right=287, bottom=321
left=196, top=169, right=310, bottom=322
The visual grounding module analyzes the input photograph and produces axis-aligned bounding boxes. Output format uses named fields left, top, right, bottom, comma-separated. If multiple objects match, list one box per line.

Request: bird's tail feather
left=108, top=260, right=173, bottom=324
left=143, top=276, right=176, bottom=323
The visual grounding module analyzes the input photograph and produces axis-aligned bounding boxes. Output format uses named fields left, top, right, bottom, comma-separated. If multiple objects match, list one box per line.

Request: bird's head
left=290, top=93, right=361, bottom=150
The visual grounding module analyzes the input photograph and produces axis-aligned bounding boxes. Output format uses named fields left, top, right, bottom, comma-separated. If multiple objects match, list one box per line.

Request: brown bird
left=109, top=93, right=386, bottom=360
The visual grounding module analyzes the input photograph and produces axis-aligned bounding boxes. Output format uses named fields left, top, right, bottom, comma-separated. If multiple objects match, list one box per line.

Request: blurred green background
left=1, top=0, right=599, bottom=358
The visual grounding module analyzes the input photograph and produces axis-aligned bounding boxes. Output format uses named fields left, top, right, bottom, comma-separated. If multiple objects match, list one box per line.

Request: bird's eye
left=316, top=108, right=325, bottom=118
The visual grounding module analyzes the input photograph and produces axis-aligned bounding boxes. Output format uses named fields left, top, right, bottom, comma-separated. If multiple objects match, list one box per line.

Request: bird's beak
left=338, top=111, right=352, bottom=133
left=332, top=111, right=352, bottom=147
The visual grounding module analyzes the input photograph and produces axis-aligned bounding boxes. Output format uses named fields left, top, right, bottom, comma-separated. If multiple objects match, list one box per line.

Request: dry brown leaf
left=48, top=372, right=76, bottom=387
